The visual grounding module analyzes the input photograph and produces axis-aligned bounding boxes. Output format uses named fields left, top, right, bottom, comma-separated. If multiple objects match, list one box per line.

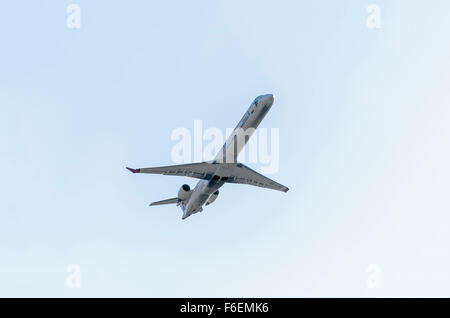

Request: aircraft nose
left=264, top=94, right=274, bottom=105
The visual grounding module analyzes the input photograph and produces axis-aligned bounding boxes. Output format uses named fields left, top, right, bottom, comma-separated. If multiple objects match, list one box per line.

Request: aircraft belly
left=218, top=105, right=270, bottom=162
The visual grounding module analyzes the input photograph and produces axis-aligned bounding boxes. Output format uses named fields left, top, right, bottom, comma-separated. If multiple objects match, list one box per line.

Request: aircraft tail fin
left=149, top=197, right=180, bottom=206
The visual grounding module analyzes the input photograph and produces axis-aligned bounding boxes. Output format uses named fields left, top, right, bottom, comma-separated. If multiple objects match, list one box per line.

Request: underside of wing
left=126, top=163, right=219, bottom=180
left=126, top=162, right=289, bottom=192
left=223, top=163, right=289, bottom=192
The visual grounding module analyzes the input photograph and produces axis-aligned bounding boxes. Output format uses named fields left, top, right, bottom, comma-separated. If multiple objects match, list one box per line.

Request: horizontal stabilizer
left=149, top=197, right=180, bottom=206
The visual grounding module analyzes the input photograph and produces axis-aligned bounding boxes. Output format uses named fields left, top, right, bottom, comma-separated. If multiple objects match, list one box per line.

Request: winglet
left=126, top=167, right=141, bottom=173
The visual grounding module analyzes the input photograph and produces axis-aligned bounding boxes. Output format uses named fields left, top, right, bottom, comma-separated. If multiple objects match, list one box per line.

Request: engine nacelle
left=178, top=184, right=191, bottom=201
left=205, top=190, right=219, bottom=206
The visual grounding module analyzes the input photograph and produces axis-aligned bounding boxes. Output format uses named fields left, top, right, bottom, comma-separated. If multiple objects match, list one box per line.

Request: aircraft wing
left=126, top=162, right=289, bottom=192
left=224, top=163, right=289, bottom=192
left=126, top=163, right=219, bottom=179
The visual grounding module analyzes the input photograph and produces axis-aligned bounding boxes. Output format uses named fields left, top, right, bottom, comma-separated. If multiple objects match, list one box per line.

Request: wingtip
left=126, top=167, right=140, bottom=173
left=283, top=187, right=289, bottom=193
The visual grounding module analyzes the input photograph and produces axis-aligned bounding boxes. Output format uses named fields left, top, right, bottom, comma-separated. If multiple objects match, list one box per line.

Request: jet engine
left=177, top=184, right=191, bottom=201
left=205, top=190, right=219, bottom=206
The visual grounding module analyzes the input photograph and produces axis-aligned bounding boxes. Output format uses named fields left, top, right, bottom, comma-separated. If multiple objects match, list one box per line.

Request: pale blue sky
left=1, top=1, right=450, bottom=297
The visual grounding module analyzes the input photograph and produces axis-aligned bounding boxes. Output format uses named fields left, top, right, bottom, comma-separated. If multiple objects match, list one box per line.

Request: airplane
left=126, top=94, right=289, bottom=220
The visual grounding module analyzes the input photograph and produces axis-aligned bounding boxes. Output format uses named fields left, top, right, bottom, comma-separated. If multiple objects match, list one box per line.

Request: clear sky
left=1, top=1, right=450, bottom=297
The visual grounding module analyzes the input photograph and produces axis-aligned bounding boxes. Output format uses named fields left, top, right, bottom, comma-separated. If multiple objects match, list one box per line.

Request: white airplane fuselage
left=181, top=94, right=274, bottom=219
